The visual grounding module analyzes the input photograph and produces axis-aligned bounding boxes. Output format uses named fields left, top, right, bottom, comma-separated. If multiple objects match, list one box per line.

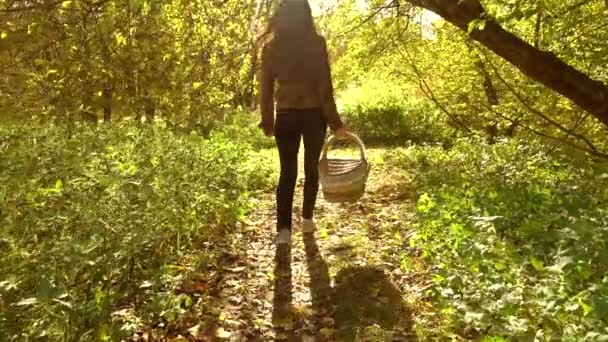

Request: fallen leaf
left=319, top=328, right=334, bottom=338
left=216, top=327, right=232, bottom=339
left=302, top=335, right=315, bottom=342
left=194, top=282, right=208, bottom=292
left=321, top=317, right=335, bottom=327
left=228, top=296, right=242, bottom=305
left=274, top=331, right=289, bottom=340
left=319, top=229, right=329, bottom=239
left=183, top=280, right=208, bottom=294
left=188, top=324, right=202, bottom=338
left=140, top=281, right=154, bottom=289
left=224, top=266, right=247, bottom=273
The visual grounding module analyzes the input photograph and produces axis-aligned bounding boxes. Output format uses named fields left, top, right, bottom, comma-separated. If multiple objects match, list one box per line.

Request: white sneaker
left=277, top=229, right=291, bottom=245
left=302, top=219, right=316, bottom=233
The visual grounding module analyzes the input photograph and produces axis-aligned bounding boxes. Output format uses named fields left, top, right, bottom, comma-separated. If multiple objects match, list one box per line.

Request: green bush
left=338, top=81, right=453, bottom=145
left=213, top=110, right=277, bottom=150
left=385, top=139, right=608, bottom=339
left=0, top=123, right=276, bottom=340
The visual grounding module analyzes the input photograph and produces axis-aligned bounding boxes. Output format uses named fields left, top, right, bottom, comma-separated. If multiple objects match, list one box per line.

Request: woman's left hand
left=264, top=128, right=274, bottom=137
left=258, top=122, right=274, bottom=137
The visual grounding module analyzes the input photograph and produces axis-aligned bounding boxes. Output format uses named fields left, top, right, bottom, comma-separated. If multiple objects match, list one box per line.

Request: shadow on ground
left=272, top=244, right=303, bottom=341
left=271, top=232, right=416, bottom=341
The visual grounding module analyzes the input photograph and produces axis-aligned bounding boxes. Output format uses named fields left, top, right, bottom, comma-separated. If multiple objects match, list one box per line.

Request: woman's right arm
left=318, top=37, right=344, bottom=132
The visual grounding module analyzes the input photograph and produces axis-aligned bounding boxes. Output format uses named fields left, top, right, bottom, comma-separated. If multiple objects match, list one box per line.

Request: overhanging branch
left=403, top=0, right=608, bottom=128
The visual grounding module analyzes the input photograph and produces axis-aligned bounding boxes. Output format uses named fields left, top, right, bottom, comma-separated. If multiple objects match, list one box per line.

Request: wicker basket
left=319, top=133, right=370, bottom=203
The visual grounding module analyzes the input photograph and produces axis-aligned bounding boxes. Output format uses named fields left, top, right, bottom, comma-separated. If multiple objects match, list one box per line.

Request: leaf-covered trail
left=208, top=149, right=432, bottom=341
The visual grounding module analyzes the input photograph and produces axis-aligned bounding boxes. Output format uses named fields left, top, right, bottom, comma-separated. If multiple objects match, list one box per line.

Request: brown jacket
left=259, top=34, right=344, bottom=132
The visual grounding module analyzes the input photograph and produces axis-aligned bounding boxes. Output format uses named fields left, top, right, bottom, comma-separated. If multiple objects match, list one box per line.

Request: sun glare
left=309, top=0, right=334, bottom=16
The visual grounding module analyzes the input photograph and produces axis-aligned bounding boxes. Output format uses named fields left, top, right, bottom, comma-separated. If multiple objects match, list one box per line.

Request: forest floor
left=204, top=148, right=432, bottom=341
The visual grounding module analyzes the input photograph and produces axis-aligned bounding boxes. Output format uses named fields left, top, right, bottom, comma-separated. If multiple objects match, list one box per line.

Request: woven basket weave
left=319, top=133, right=370, bottom=203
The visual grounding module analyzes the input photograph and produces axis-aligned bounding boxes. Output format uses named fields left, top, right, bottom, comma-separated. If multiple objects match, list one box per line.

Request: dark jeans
left=275, top=108, right=327, bottom=231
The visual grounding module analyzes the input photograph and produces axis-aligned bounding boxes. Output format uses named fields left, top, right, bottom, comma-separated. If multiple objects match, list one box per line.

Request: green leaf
left=579, top=297, right=593, bottom=317
left=417, top=193, right=435, bottom=213
left=467, top=19, right=486, bottom=33
left=592, top=296, right=608, bottom=320
left=16, top=298, right=38, bottom=306
left=53, top=298, right=74, bottom=310
left=530, top=256, right=544, bottom=272
left=586, top=333, right=608, bottom=342
left=548, top=256, right=574, bottom=273
left=182, top=295, right=193, bottom=308
left=449, top=223, right=463, bottom=235
left=115, top=32, right=127, bottom=47
left=507, top=316, right=529, bottom=333
left=464, top=311, right=485, bottom=323
left=467, top=20, right=477, bottom=33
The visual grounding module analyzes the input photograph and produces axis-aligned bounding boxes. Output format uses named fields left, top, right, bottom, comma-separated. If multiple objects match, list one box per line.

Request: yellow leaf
left=61, top=1, right=72, bottom=8
left=0, top=32, right=7, bottom=39
left=115, top=32, right=127, bottom=47
left=319, top=229, right=329, bottom=239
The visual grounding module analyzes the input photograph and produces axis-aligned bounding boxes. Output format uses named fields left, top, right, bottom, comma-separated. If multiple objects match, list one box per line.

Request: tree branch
left=335, top=0, right=401, bottom=39
left=396, top=47, right=473, bottom=133
left=404, top=0, right=608, bottom=128
left=1, top=0, right=62, bottom=12
left=472, top=102, right=608, bottom=159
left=485, top=58, right=605, bottom=156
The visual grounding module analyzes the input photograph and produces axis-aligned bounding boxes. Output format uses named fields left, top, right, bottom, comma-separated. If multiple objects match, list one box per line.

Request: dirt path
left=209, top=149, right=430, bottom=341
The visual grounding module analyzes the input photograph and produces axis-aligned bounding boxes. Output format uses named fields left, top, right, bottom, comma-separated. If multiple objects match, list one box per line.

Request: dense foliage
left=384, top=140, right=608, bottom=339
left=0, top=124, right=275, bottom=340
left=326, top=0, right=608, bottom=154
left=338, top=80, right=452, bottom=145
left=0, top=0, right=272, bottom=126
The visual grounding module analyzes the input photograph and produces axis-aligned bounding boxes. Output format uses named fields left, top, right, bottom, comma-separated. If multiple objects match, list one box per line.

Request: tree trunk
left=475, top=60, right=499, bottom=144
left=80, top=10, right=96, bottom=123
left=102, top=84, right=112, bottom=123
left=406, top=0, right=608, bottom=127
left=244, top=0, right=273, bottom=109
left=143, top=91, right=155, bottom=123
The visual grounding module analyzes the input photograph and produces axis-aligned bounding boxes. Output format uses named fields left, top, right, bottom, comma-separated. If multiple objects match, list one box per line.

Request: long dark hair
left=267, top=0, right=321, bottom=71
left=270, top=0, right=317, bottom=40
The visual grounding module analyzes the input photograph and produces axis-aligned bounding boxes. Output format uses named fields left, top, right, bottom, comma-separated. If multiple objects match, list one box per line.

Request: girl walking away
left=259, top=0, right=349, bottom=245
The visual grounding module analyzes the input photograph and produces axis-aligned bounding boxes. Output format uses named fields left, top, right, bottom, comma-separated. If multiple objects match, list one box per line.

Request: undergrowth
left=0, top=123, right=276, bottom=340
left=3, top=117, right=608, bottom=341
left=385, top=139, right=608, bottom=340
left=338, top=81, right=454, bottom=145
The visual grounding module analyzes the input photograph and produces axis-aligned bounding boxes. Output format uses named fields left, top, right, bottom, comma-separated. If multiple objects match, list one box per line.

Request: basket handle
left=321, top=132, right=367, bottom=161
